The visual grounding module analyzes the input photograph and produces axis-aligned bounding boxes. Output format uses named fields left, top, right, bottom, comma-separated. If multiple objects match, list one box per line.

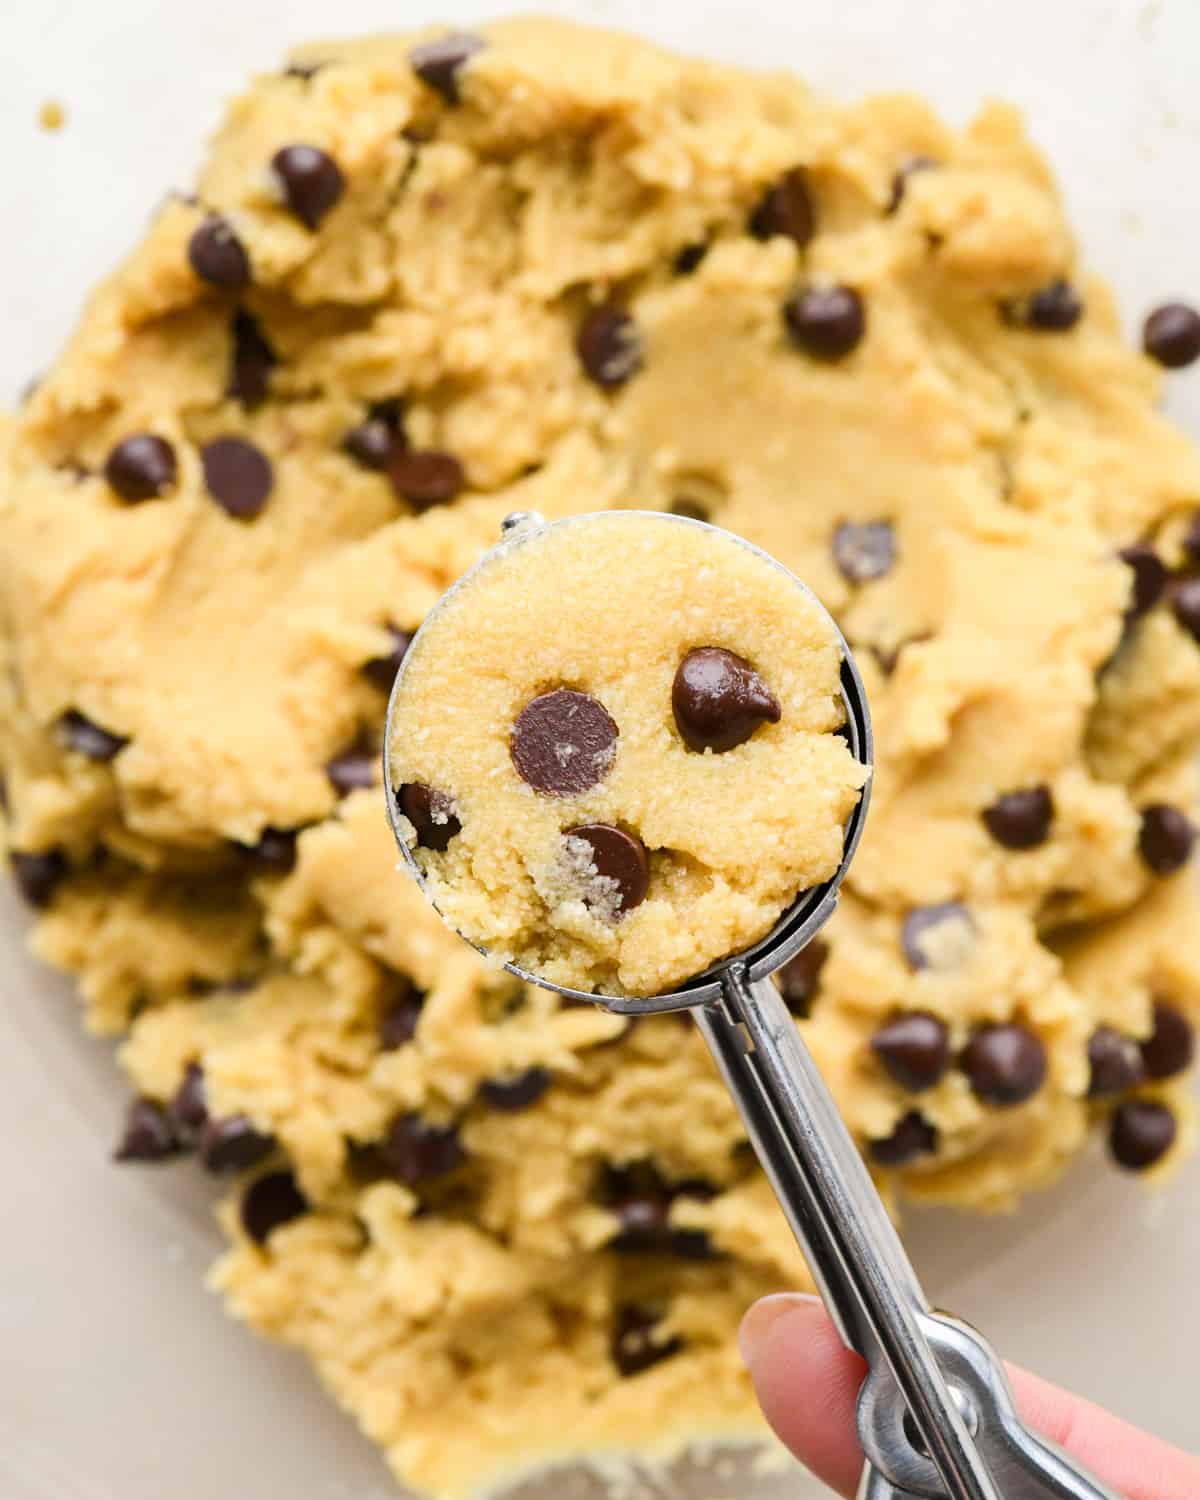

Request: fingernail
left=738, top=1292, right=822, bottom=1368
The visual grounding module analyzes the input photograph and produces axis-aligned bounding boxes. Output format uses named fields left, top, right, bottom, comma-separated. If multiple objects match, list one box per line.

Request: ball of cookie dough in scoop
left=388, top=511, right=869, bottom=996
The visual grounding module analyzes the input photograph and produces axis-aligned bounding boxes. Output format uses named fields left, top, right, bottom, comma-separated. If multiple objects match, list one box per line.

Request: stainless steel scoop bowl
left=382, top=510, right=1119, bottom=1500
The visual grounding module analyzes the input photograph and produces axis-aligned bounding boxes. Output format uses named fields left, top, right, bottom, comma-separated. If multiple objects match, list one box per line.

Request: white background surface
left=3, top=1, right=1200, bottom=1496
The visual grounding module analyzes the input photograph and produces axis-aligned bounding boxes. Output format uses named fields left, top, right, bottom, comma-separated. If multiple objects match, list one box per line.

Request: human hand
left=739, top=1293, right=1200, bottom=1500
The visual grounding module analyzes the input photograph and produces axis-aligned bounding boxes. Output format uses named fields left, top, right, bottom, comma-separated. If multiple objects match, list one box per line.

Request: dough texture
left=2, top=18, right=1200, bottom=1498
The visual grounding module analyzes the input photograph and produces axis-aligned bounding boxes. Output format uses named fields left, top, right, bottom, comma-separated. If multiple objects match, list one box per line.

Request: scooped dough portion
left=389, top=512, right=868, bottom=995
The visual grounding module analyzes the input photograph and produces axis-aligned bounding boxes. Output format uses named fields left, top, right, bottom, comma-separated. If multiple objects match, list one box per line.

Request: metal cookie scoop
left=382, top=510, right=1120, bottom=1500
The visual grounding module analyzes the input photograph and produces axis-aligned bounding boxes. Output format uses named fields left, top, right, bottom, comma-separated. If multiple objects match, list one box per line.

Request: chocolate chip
left=10, top=849, right=68, bottom=908
left=901, top=902, right=975, bottom=972
left=1110, top=1100, right=1177, bottom=1171
left=1023, top=279, right=1084, bottom=332
left=510, top=689, right=618, bottom=795
left=1086, top=1027, right=1145, bottom=1098
left=1143, top=302, right=1200, bottom=369
left=169, top=1062, right=209, bottom=1143
left=326, top=742, right=377, bottom=797
left=241, top=1169, right=308, bottom=1243
left=479, top=1067, right=552, bottom=1112
left=104, top=434, right=178, bottom=502
left=1118, top=543, right=1167, bottom=621
left=1172, top=577, right=1200, bottom=644
left=379, top=1113, right=465, bottom=1184
left=114, top=1098, right=180, bottom=1163
left=832, top=520, right=896, bottom=584
left=871, top=1013, right=950, bottom=1092
left=784, top=285, right=865, bottom=360
left=343, top=419, right=398, bottom=471
left=240, top=827, right=299, bottom=873
left=565, top=824, right=650, bottom=914
left=270, top=145, right=344, bottom=230
left=674, top=242, right=708, bottom=274
left=887, top=154, right=937, bottom=213
left=868, top=1110, right=938, bottom=1166
left=397, top=782, right=461, bottom=851
left=749, top=168, right=816, bottom=246
left=668, top=1227, right=718, bottom=1261
left=576, top=304, right=643, bottom=388
left=609, top=1197, right=670, bottom=1253
left=363, top=626, right=415, bottom=694
left=774, top=940, right=830, bottom=1019
left=672, top=647, right=781, bottom=753
left=409, top=31, right=486, bottom=104
left=57, top=710, right=128, bottom=763
left=669, top=496, right=710, bottom=521
left=227, top=310, right=276, bottom=408
left=389, top=449, right=464, bottom=509
left=1184, top=512, right=1200, bottom=564
left=283, top=61, right=327, bottom=81
left=1140, top=1001, right=1195, bottom=1080
left=611, top=1304, right=682, bottom=1376
left=379, top=981, right=424, bottom=1050
left=188, top=214, right=251, bottom=289
left=1137, top=804, right=1195, bottom=876
left=201, top=436, right=274, bottom=519
left=981, top=785, right=1054, bottom=850
left=961, top=1023, right=1047, bottom=1107
left=199, top=1114, right=276, bottom=1173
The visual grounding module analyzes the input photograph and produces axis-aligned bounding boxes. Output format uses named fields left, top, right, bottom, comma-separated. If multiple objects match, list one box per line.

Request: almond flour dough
left=3, top=18, right=1200, bottom=1499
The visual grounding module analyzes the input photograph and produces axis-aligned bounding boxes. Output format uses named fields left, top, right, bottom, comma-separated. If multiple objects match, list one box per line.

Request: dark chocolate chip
left=1142, top=302, right=1200, bottom=369
left=832, top=520, right=896, bottom=584
left=188, top=214, right=251, bottom=289
left=667, top=1227, right=718, bottom=1261
left=409, top=31, right=486, bottom=104
left=114, top=1097, right=180, bottom=1163
left=1086, top=1026, right=1145, bottom=1098
left=479, top=1067, right=552, bottom=1112
left=1117, top=543, right=1167, bottom=621
left=343, top=419, right=398, bottom=471
left=609, top=1197, right=670, bottom=1253
left=169, top=1062, right=209, bottom=1143
left=1140, top=1001, right=1195, bottom=1080
left=1173, top=577, right=1200, bottom=644
left=227, top=310, right=276, bottom=408
left=671, top=647, right=781, bottom=753
left=611, top=1304, right=683, bottom=1376
left=565, top=824, right=650, bottom=914
left=669, top=496, right=710, bottom=521
left=1184, top=512, right=1200, bottom=564
left=57, top=710, right=128, bottom=763
left=1023, top=279, right=1084, bottom=332
left=1109, top=1100, right=1177, bottom=1171
left=901, top=902, right=975, bottom=972
left=1137, top=804, right=1195, bottom=876
left=104, top=434, right=178, bottom=502
left=774, top=938, right=830, bottom=1018
left=397, top=782, right=461, bottom=851
left=10, top=849, right=68, bottom=908
left=199, top=1114, right=276, bottom=1174
left=887, top=154, right=937, bottom=213
left=326, top=742, right=377, bottom=797
left=868, top=1110, right=938, bottom=1166
left=201, top=436, right=274, bottom=519
left=961, top=1023, right=1047, bottom=1107
left=270, top=144, right=345, bottom=230
left=576, top=304, right=643, bottom=388
left=510, top=689, right=618, bottom=795
left=379, top=981, right=424, bottom=1050
left=362, top=626, right=415, bottom=693
left=871, top=1013, right=950, bottom=1092
left=674, top=242, right=708, bottom=274
left=379, top=1113, right=465, bottom=1184
left=389, top=448, right=464, bottom=509
left=241, top=1169, right=308, bottom=1243
left=981, top=785, right=1054, bottom=850
left=749, top=168, right=816, bottom=246
left=240, top=827, right=299, bottom=873
left=784, top=285, right=865, bottom=360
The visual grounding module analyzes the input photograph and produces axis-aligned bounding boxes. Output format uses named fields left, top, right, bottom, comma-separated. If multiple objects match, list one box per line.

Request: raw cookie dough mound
left=388, top=512, right=868, bottom=995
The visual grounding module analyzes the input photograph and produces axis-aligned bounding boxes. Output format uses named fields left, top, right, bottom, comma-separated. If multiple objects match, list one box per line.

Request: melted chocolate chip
left=674, top=242, right=708, bottom=274
left=1086, top=1027, right=1145, bottom=1098
left=749, top=168, right=816, bottom=246
left=58, top=710, right=128, bottom=763
left=1143, top=302, right=1200, bottom=369
left=10, top=849, right=68, bottom=908
left=773, top=938, right=830, bottom=1018
left=397, top=782, right=461, bottom=851
left=961, top=1023, right=1047, bottom=1107
left=576, top=304, right=643, bottom=388
left=1140, top=1002, right=1195, bottom=1080
left=271, top=145, right=345, bottom=230
left=510, top=689, right=618, bottom=796
left=409, top=32, right=486, bottom=104
left=901, top=902, right=975, bottom=972
left=241, top=1169, right=308, bottom=1243
left=981, top=785, right=1054, bottom=850
left=199, top=1115, right=276, bottom=1174
left=832, top=520, right=896, bottom=585
left=114, top=1098, right=180, bottom=1163
left=188, top=214, right=251, bottom=289
left=611, top=1304, right=683, bottom=1376
left=389, top=449, right=464, bottom=509
left=240, top=827, right=299, bottom=873
left=1137, top=804, right=1195, bottom=876
left=565, top=824, right=650, bottom=914
left=363, top=626, right=415, bottom=693
left=380, top=1113, right=465, bottom=1184
left=227, top=310, right=276, bottom=408
left=379, top=981, right=424, bottom=1050
left=1110, top=1100, right=1177, bottom=1171
left=784, top=285, right=865, bottom=360
left=1023, top=279, right=1084, bottom=331
left=169, top=1062, right=209, bottom=1143
left=104, top=434, right=178, bottom=502
left=1118, top=543, right=1168, bottom=621
left=887, top=154, right=937, bottom=213
left=671, top=647, right=780, bottom=753
left=326, top=742, right=377, bottom=797
left=201, top=436, right=274, bottom=519
left=871, top=1013, right=950, bottom=1092
left=479, top=1067, right=552, bottom=1112
left=869, top=1110, right=938, bottom=1167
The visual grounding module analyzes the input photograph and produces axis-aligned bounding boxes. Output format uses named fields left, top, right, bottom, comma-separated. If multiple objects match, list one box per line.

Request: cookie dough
left=389, top=511, right=868, bottom=995
left=3, top=17, right=1200, bottom=1499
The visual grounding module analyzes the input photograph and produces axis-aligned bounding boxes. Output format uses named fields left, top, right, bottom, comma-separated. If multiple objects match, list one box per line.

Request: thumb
left=739, top=1293, right=1200, bottom=1500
